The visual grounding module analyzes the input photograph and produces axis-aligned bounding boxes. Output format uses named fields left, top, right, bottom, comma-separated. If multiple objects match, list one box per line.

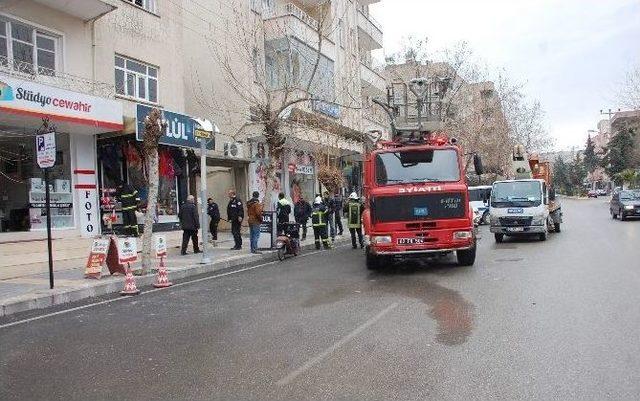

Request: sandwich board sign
left=117, top=237, right=138, bottom=264
left=85, top=238, right=110, bottom=279
left=155, top=235, right=167, bottom=257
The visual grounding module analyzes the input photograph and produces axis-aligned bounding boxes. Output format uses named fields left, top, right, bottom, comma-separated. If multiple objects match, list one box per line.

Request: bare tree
left=384, top=39, right=553, bottom=175
left=187, top=1, right=365, bottom=207
left=619, top=64, right=640, bottom=110
left=140, top=108, right=164, bottom=273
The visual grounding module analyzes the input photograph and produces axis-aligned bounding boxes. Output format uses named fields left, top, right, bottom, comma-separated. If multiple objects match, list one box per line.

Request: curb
left=0, top=238, right=349, bottom=318
left=557, top=195, right=590, bottom=200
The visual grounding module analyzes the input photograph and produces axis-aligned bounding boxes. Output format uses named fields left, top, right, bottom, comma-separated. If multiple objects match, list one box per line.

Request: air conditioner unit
left=223, top=142, right=244, bottom=158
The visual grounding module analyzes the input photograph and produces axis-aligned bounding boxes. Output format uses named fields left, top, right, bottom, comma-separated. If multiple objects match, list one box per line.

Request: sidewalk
left=0, top=231, right=351, bottom=317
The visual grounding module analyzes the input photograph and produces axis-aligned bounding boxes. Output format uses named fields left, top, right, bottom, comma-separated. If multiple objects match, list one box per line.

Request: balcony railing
left=0, top=57, right=115, bottom=98
left=358, top=5, right=383, bottom=33
left=263, top=3, right=320, bottom=30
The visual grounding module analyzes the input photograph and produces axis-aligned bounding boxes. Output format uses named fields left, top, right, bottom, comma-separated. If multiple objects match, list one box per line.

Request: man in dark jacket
left=178, top=195, right=201, bottom=255
left=333, top=193, right=344, bottom=236
left=227, top=189, right=244, bottom=250
left=323, top=191, right=336, bottom=241
left=294, top=195, right=312, bottom=241
left=207, top=198, right=220, bottom=242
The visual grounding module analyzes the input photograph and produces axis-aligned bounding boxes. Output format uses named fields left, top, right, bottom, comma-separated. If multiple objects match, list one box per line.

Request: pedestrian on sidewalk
left=247, top=191, right=263, bottom=254
left=323, top=191, right=336, bottom=241
left=276, top=192, right=292, bottom=234
left=227, top=189, right=244, bottom=250
left=311, top=196, right=331, bottom=249
left=294, top=195, right=312, bottom=241
left=116, top=181, right=140, bottom=237
left=333, top=192, right=344, bottom=236
left=178, top=195, right=201, bottom=255
left=207, top=198, right=220, bottom=242
left=345, top=192, right=364, bottom=249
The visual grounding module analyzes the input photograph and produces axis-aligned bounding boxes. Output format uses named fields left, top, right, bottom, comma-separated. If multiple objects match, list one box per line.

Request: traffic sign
left=194, top=128, right=212, bottom=139
left=36, top=132, right=56, bottom=168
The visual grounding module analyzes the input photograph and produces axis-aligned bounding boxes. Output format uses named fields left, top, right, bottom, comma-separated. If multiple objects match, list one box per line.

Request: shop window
left=0, top=133, right=73, bottom=232
left=98, top=140, right=182, bottom=233
left=115, top=55, right=159, bottom=103
left=0, top=17, right=59, bottom=74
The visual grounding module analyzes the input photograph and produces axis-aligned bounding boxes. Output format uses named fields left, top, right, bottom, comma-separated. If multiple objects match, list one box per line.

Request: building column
left=71, top=134, right=100, bottom=238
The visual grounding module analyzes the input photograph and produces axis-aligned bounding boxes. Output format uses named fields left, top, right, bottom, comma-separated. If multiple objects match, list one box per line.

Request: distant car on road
left=610, top=189, right=640, bottom=220
left=587, top=190, right=598, bottom=198
left=596, top=189, right=608, bottom=196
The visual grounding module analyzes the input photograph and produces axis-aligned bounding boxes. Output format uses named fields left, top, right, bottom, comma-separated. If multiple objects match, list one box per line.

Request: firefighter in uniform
left=345, top=192, right=364, bottom=249
left=311, top=196, right=331, bottom=249
left=117, top=182, right=140, bottom=237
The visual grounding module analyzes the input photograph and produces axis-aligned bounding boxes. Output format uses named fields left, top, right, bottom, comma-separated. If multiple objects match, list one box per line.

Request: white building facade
left=0, top=0, right=385, bottom=244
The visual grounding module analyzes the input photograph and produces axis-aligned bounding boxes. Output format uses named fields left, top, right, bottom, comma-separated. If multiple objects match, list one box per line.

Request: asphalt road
left=2, top=198, right=640, bottom=401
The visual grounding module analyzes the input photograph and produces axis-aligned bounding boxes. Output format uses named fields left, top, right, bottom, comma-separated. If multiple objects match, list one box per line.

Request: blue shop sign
left=135, top=104, right=214, bottom=150
left=311, top=99, right=340, bottom=119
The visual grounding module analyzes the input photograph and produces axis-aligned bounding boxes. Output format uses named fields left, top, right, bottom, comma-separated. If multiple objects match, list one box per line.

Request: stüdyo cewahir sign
left=135, top=104, right=214, bottom=150
left=0, top=75, right=123, bottom=133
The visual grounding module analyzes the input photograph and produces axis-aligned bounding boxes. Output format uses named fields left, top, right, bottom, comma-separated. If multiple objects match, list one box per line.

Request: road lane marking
left=276, top=302, right=399, bottom=386
left=0, top=246, right=349, bottom=330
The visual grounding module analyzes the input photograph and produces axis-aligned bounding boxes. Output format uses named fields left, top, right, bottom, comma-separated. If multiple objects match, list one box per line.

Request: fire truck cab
left=363, top=134, right=478, bottom=269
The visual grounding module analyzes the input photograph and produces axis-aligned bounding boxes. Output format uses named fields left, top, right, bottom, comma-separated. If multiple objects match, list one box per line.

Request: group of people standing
left=179, top=189, right=248, bottom=255
left=178, top=189, right=365, bottom=255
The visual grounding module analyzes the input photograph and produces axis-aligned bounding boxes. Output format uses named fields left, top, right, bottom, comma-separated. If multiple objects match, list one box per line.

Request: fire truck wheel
left=457, top=244, right=476, bottom=266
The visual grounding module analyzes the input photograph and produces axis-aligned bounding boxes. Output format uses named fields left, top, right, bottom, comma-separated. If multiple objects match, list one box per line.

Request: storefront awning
left=0, top=74, right=123, bottom=135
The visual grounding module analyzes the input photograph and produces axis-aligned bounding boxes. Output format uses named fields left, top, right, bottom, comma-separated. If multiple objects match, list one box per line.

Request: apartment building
left=0, top=0, right=384, bottom=244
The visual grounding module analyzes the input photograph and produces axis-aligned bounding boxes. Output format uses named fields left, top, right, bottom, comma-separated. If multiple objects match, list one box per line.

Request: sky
left=369, top=0, right=640, bottom=150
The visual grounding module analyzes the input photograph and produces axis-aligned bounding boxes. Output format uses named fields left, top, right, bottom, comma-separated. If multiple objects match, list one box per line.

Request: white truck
left=489, top=146, right=562, bottom=243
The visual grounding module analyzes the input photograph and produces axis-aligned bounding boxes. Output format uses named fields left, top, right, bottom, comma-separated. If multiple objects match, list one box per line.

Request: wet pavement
left=2, top=198, right=640, bottom=400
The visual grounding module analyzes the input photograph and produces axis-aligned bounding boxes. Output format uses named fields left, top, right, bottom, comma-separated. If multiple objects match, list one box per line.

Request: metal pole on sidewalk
left=45, top=167, right=54, bottom=289
left=199, top=136, right=211, bottom=264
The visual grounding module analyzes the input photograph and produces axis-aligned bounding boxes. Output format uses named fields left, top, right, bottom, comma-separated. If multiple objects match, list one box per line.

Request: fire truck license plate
left=398, top=238, right=425, bottom=245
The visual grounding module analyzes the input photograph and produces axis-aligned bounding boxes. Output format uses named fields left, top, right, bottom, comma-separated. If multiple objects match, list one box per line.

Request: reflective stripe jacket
left=311, top=204, right=328, bottom=227
left=118, top=184, right=140, bottom=211
left=347, top=200, right=363, bottom=229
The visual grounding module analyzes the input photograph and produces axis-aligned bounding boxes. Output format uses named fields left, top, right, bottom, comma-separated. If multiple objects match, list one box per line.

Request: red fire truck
left=362, top=78, right=483, bottom=270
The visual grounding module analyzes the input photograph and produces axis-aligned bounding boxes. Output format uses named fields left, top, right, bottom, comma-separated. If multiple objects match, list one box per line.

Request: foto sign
left=135, top=104, right=214, bottom=150
left=36, top=132, right=56, bottom=168
left=117, top=237, right=138, bottom=264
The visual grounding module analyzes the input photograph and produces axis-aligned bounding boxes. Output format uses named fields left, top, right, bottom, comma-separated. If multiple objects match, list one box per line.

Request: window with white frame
left=0, top=17, right=59, bottom=75
left=114, top=55, right=158, bottom=103
left=122, top=0, right=158, bottom=14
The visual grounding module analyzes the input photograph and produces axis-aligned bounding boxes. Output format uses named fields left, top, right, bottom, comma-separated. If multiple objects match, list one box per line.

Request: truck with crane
left=362, top=77, right=483, bottom=270
left=489, top=145, right=562, bottom=242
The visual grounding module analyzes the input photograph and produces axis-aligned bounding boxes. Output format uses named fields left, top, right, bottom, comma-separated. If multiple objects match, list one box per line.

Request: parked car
left=610, top=190, right=640, bottom=220
left=468, top=185, right=492, bottom=225
left=596, top=189, right=608, bottom=196
left=587, top=190, right=598, bottom=198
